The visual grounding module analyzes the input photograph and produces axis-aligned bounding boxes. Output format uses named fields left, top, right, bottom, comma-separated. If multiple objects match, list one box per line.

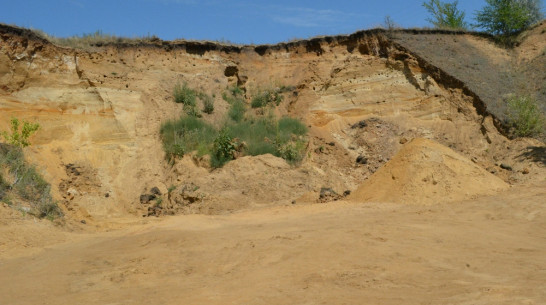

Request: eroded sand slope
left=1, top=25, right=544, bottom=219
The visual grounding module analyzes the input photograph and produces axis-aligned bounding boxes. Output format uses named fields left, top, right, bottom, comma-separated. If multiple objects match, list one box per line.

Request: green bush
left=185, top=106, right=202, bottom=117
left=173, top=83, right=202, bottom=116
left=0, top=144, right=62, bottom=219
left=506, top=94, right=545, bottom=137
left=278, top=117, right=308, bottom=137
left=200, top=93, right=215, bottom=114
left=173, top=83, right=196, bottom=106
left=225, top=116, right=307, bottom=164
left=226, top=118, right=278, bottom=156
left=211, top=129, right=236, bottom=168
left=0, top=173, right=8, bottom=202
left=229, top=85, right=244, bottom=96
left=475, top=0, right=544, bottom=36
left=228, top=100, right=246, bottom=122
left=222, top=85, right=244, bottom=104
left=161, top=85, right=307, bottom=167
left=423, top=0, right=468, bottom=29
left=222, top=87, right=247, bottom=122
left=160, top=116, right=217, bottom=161
left=277, top=141, right=306, bottom=163
left=251, top=89, right=283, bottom=108
left=1, top=118, right=40, bottom=148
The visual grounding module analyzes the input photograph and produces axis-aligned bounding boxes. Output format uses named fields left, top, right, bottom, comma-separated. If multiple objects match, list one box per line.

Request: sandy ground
left=1, top=183, right=545, bottom=305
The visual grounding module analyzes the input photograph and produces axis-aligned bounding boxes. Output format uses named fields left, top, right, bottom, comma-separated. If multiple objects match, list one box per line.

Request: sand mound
left=349, top=138, right=509, bottom=204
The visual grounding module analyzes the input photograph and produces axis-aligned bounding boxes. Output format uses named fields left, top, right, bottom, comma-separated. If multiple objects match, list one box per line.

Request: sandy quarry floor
left=1, top=182, right=545, bottom=305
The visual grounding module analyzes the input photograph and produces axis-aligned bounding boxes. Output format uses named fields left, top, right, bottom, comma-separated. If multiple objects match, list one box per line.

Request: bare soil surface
left=1, top=183, right=545, bottom=305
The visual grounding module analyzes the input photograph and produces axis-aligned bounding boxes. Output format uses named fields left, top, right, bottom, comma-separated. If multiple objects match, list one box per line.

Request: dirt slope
left=1, top=183, right=545, bottom=305
left=1, top=24, right=544, bottom=220
left=392, top=21, right=546, bottom=117
left=349, top=138, right=509, bottom=205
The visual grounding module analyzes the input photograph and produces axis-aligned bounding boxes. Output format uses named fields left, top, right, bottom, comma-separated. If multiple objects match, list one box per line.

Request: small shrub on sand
left=228, top=100, right=246, bottom=122
left=211, top=129, right=236, bottom=168
left=200, top=93, right=215, bottom=114
left=0, top=144, right=62, bottom=219
left=1, top=118, right=40, bottom=148
left=173, top=83, right=202, bottom=117
left=506, top=94, right=545, bottom=137
left=173, top=83, right=196, bottom=106
left=251, top=89, right=283, bottom=108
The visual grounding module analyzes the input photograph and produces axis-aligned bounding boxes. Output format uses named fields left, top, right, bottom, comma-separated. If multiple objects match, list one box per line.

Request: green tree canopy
left=423, top=0, right=469, bottom=29
left=475, top=0, right=544, bottom=36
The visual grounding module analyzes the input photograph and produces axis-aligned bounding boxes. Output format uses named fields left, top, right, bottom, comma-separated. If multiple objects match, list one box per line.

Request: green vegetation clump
left=174, top=83, right=217, bottom=116
left=228, top=100, right=246, bottom=122
left=251, top=89, right=283, bottom=108
left=475, top=0, right=544, bottom=36
left=160, top=116, right=217, bottom=161
left=162, top=85, right=307, bottom=167
left=229, top=85, right=244, bottom=97
left=0, top=118, right=61, bottom=219
left=0, top=145, right=62, bottom=219
left=211, top=129, right=236, bottom=168
left=1, top=118, right=40, bottom=148
left=223, top=86, right=246, bottom=122
left=423, top=0, right=468, bottom=29
left=200, top=93, right=215, bottom=114
left=161, top=114, right=308, bottom=167
left=505, top=94, right=545, bottom=137
left=223, top=116, right=307, bottom=164
left=173, top=82, right=200, bottom=116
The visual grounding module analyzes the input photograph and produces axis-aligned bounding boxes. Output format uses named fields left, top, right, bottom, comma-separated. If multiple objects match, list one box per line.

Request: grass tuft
left=251, top=89, right=283, bottom=108
left=162, top=85, right=307, bottom=167
left=160, top=116, right=217, bottom=161
left=199, top=93, right=215, bottom=114
left=506, top=94, right=545, bottom=138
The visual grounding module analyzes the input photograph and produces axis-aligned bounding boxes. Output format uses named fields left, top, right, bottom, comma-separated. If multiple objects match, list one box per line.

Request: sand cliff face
left=0, top=25, right=544, bottom=219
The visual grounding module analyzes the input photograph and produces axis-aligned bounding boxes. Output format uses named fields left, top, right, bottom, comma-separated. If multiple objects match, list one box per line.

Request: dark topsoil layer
left=391, top=27, right=546, bottom=120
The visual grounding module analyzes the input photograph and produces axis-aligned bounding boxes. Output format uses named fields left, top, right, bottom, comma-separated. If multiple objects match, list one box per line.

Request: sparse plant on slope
left=173, top=82, right=201, bottom=117
left=228, top=100, right=246, bottom=122
left=0, top=145, right=62, bottom=219
left=1, top=118, right=40, bottom=148
left=211, top=129, right=236, bottom=168
left=383, top=15, right=400, bottom=31
left=0, top=118, right=61, bottom=219
left=33, top=29, right=161, bottom=50
left=200, top=93, right=215, bottom=114
left=423, top=0, right=469, bottom=29
left=251, top=89, right=283, bottom=108
left=505, top=94, right=545, bottom=137
left=475, top=0, right=544, bottom=36
left=223, top=86, right=246, bottom=122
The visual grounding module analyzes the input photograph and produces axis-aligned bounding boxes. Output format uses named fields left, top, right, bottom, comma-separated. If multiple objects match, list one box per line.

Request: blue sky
left=1, top=0, right=543, bottom=44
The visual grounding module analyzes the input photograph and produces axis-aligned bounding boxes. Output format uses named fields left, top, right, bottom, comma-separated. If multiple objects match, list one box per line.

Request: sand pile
left=349, top=138, right=509, bottom=204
